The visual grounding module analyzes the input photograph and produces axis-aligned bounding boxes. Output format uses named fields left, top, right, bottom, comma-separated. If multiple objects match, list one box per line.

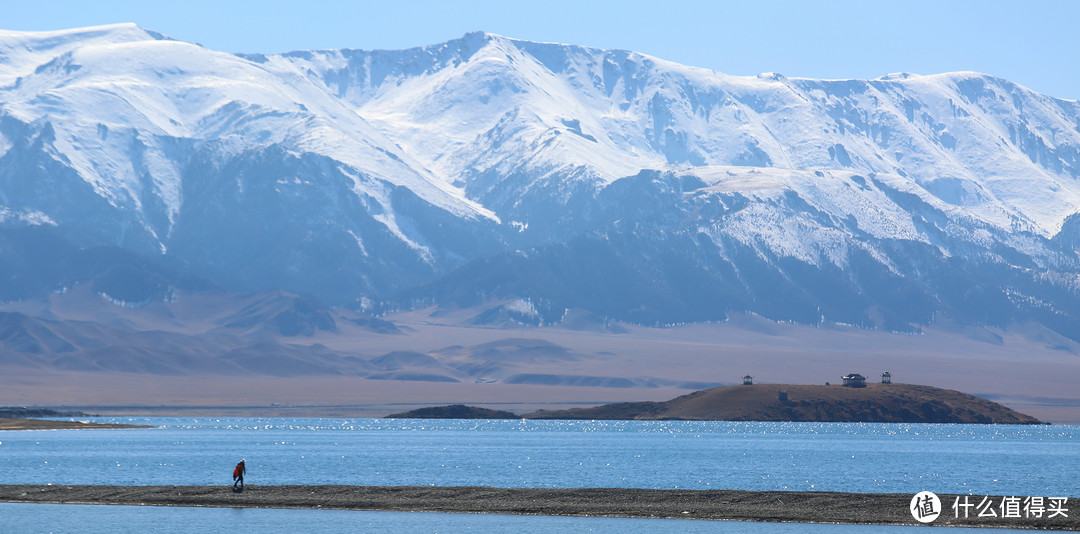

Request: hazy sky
left=5, top=0, right=1078, bottom=100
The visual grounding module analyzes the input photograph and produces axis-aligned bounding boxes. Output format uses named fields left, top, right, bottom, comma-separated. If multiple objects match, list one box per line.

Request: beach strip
left=0, top=485, right=1075, bottom=529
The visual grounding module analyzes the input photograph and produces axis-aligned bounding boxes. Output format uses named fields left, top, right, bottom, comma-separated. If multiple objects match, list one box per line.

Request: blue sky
left=5, top=0, right=1078, bottom=100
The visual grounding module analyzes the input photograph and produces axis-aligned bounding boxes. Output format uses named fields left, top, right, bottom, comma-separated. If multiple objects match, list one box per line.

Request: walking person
left=232, top=459, right=246, bottom=492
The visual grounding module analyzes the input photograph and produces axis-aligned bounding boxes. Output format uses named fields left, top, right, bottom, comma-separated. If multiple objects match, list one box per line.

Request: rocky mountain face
left=2, top=25, right=1080, bottom=338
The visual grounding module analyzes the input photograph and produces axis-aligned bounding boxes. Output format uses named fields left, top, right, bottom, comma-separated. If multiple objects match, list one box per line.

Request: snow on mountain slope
left=788, top=73, right=1080, bottom=236
left=1, top=26, right=1080, bottom=335
left=258, top=32, right=1080, bottom=257
left=0, top=24, right=494, bottom=239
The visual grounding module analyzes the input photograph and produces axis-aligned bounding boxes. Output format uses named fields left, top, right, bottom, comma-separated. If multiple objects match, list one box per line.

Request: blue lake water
left=3, top=418, right=1077, bottom=496
left=0, top=418, right=1076, bottom=532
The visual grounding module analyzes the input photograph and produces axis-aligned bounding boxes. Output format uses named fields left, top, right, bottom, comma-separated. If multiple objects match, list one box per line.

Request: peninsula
left=0, top=418, right=152, bottom=431
left=523, top=382, right=1043, bottom=424
left=0, top=408, right=152, bottom=431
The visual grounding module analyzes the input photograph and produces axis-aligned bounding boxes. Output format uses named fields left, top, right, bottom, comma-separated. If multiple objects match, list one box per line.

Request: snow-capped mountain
left=2, top=25, right=1079, bottom=336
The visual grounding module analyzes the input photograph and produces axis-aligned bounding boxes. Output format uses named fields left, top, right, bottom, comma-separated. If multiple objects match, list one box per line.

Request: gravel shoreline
left=1, top=485, right=1075, bottom=529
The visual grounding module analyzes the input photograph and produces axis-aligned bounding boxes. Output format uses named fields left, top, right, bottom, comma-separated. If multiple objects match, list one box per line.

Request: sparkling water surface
left=2, top=418, right=1076, bottom=497
left=1, top=418, right=1075, bottom=532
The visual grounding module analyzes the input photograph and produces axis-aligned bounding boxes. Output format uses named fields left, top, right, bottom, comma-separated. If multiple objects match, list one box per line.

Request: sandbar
left=0, top=485, right=1075, bottom=529
left=0, top=418, right=152, bottom=431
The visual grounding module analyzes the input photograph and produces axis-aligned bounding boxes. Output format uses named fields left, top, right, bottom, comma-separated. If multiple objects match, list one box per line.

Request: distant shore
left=1, top=485, right=1075, bottom=529
left=0, top=418, right=152, bottom=431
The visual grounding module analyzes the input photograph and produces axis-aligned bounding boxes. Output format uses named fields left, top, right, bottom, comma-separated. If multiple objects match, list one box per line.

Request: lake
left=1, top=418, right=1076, bottom=532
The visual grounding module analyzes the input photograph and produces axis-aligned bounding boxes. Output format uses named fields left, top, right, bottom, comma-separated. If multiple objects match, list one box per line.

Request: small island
left=385, top=404, right=519, bottom=419
left=523, top=382, right=1044, bottom=424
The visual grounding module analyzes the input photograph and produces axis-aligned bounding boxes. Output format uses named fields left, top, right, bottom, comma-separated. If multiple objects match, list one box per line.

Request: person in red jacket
left=232, top=459, right=246, bottom=491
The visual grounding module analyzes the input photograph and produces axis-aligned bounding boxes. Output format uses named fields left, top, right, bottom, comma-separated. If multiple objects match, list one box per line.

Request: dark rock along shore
left=0, top=485, right=1075, bottom=530
left=384, top=404, right=518, bottom=419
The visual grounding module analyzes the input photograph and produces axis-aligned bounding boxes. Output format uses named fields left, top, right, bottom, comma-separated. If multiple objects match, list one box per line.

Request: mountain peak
left=0, top=23, right=165, bottom=84
left=2, top=25, right=1079, bottom=339
left=461, top=30, right=502, bottom=41
left=0, top=22, right=156, bottom=46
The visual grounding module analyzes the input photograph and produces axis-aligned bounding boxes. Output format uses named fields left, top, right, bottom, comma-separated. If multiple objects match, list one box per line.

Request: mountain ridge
left=1, top=25, right=1079, bottom=337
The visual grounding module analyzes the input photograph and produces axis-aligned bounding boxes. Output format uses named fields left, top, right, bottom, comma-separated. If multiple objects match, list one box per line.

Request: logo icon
left=911, top=491, right=942, bottom=523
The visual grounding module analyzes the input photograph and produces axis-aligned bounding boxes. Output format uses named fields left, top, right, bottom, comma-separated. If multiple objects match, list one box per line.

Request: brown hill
left=524, top=383, right=1044, bottom=424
